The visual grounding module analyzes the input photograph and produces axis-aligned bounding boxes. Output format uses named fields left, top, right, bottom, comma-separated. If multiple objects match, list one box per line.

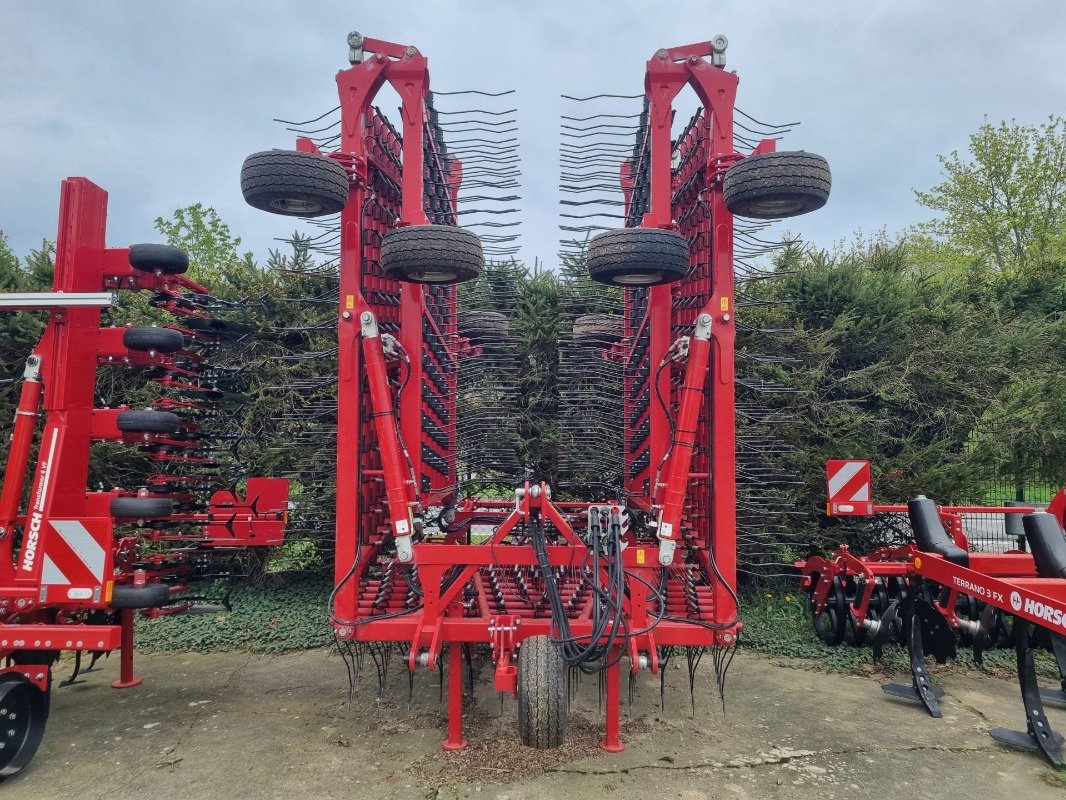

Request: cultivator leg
left=988, top=621, right=1065, bottom=766
left=882, top=598, right=947, bottom=717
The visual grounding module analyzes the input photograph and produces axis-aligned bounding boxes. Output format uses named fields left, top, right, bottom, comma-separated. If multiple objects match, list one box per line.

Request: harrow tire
left=128, top=244, right=189, bottom=275
left=111, top=583, right=171, bottom=610
left=380, top=225, right=483, bottom=285
left=116, top=410, right=181, bottom=434
left=586, top=228, right=689, bottom=287
left=241, top=150, right=350, bottom=218
left=723, top=151, right=831, bottom=219
left=572, top=313, right=622, bottom=342
left=122, top=326, right=185, bottom=353
left=109, top=497, right=174, bottom=520
left=517, top=635, right=568, bottom=749
left=459, top=310, right=509, bottom=344
left=0, top=676, right=49, bottom=779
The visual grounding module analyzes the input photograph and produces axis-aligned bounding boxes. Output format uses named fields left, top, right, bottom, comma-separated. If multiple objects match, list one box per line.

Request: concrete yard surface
left=9, top=647, right=1066, bottom=799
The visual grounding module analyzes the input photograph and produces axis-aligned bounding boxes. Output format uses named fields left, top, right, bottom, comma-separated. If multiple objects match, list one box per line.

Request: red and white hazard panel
left=39, top=518, right=113, bottom=603
left=826, top=460, right=873, bottom=516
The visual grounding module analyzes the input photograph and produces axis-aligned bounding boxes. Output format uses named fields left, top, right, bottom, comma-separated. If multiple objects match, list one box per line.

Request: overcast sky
left=2, top=1, right=1065, bottom=268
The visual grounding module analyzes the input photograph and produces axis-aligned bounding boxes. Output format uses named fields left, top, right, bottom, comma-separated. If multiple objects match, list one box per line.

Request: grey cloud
left=2, top=0, right=1064, bottom=264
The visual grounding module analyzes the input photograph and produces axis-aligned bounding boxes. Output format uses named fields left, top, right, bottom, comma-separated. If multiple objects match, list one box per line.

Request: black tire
left=459, top=311, right=509, bottom=343
left=586, top=228, right=689, bottom=287
left=116, top=410, right=181, bottom=434
left=128, top=244, right=189, bottom=275
left=110, top=497, right=173, bottom=519
left=723, top=151, right=831, bottom=219
left=241, top=150, right=350, bottom=217
left=573, top=313, right=622, bottom=342
left=517, top=635, right=568, bottom=749
left=122, top=326, right=185, bottom=353
left=0, top=677, right=49, bottom=778
left=111, top=583, right=171, bottom=610
left=380, top=225, right=483, bottom=285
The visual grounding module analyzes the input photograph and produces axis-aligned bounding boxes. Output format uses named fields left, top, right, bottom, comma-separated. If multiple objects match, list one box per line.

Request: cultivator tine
left=685, top=647, right=705, bottom=718
left=557, top=92, right=643, bottom=261
left=711, top=643, right=737, bottom=714
left=882, top=598, right=945, bottom=717
left=1039, top=633, right=1066, bottom=708
left=989, top=622, right=1066, bottom=766
left=60, top=650, right=84, bottom=687
left=658, top=646, right=674, bottom=713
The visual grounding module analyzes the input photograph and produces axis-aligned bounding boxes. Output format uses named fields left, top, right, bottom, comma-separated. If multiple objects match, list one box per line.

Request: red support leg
left=600, top=653, right=625, bottom=753
left=110, top=608, right=142, bottom=689
left=442, top=643, right=467, bottom=750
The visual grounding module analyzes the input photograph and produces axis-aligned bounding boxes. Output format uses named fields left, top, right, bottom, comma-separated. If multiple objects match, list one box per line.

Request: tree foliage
left=913, top=116, right=1066, bottom=277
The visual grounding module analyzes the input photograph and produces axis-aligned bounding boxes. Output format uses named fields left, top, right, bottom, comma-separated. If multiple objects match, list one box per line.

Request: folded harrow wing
left=0, top=178, right=288, bottom=777
left=244, top=32, right=829, bottom=751
left=797, top=460, right=1066, bottom=765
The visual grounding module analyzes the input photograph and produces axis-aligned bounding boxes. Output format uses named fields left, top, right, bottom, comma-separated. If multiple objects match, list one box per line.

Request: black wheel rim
left=0, top=678, right=48, bottom=777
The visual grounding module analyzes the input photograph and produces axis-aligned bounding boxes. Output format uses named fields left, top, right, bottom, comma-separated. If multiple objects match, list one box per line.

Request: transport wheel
left=122, top=326, right=185, bottom=353
left=380, top=225, right=483, bottom=284
left=0, top=676, right=49, bottom=779
left=517, top=635, right=568, bottom=749
left=128, top=244, right=189, bottom=275
left=459, top=310, right=509, bottom=344
left=812, top=576, right=846, bottom=646
left=116, top=410, right=181, bottom=434
left=723, top=151, right=831, bottom=219
left=572, top=313, right=622, bottom=342
left=109, top=497, right=174, bottom=519
left=111, top=584, right=171, bottom=610
left=241, top=150, right=350, bottom=217
left=586, top=228, right=689, bottom=287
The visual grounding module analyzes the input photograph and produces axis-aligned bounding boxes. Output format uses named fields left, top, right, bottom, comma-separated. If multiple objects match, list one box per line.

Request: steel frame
left=0, top=178, right=287, bottom=694
left=296, top=36, right=779, bottom=752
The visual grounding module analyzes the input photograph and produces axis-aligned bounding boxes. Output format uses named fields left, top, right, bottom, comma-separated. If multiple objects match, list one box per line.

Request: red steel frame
left=293, top=37, right=783, bottom=753
left=0, top=178, right=286, bottom=692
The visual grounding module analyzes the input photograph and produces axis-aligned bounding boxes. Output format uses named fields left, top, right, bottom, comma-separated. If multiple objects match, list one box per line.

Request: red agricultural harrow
left=0, top=178, right=288, bottom=777
left=242, top=32, right=829, bottom=751
left=798, top=460, right=1066, bottom=765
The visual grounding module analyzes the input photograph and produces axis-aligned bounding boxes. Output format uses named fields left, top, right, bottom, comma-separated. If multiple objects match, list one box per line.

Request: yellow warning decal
left=345, top=295, right=355, bottom=310
left=720, top=297, right=729, bottom=312
left=914, top=557, right=922, bottom=569
left=636, top=549, right=646, bottom=565
left=104, top=580, right=113, bottom=603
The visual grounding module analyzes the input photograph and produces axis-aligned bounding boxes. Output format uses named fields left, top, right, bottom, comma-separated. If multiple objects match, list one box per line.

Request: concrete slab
left=8, top=648, right=1066, bottom=799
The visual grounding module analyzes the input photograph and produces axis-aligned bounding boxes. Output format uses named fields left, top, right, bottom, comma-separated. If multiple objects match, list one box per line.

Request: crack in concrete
left=545, top=742, right=996, bottom=776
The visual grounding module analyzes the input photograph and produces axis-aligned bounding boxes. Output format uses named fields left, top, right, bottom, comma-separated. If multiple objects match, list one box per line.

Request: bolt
left=341, top=311, right=352, bottom=320
left=699, top=314, right=712, bottom=325
left=722, top=313, right=731, bottom=322
left=361, top=312, right=373, bottom=323
left=722, top=632, right=734, bottom=644
left=689, top=55, right=699, bottom=64
left=405, top=46, right=417, bottom=57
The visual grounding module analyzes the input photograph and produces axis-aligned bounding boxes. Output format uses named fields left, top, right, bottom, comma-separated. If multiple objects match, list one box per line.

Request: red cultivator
left=243, top=32, right=829, bottom=751
left=797, top=460, right=1066, bottom=765
left=0, top=178, right=287, bottom=777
